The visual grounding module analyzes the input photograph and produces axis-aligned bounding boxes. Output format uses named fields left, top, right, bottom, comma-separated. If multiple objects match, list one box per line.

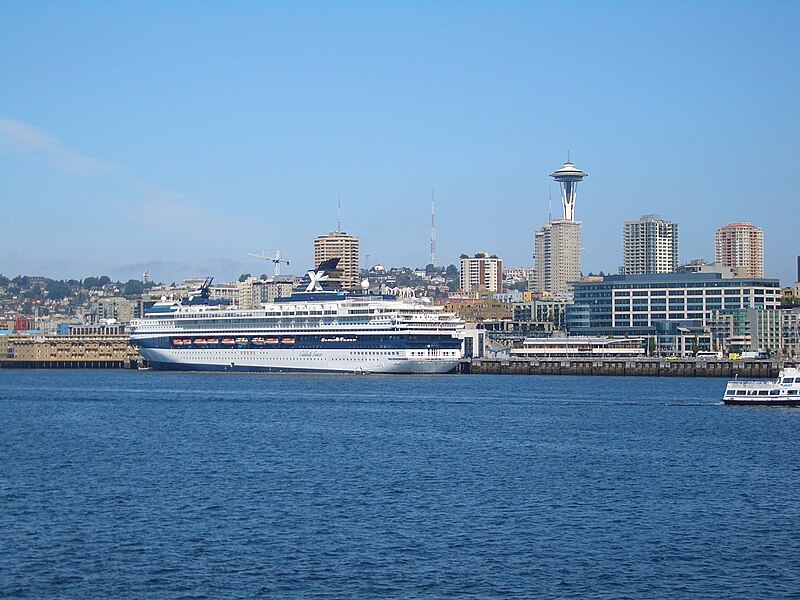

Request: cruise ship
left=129, top=260, right=464, bottom=373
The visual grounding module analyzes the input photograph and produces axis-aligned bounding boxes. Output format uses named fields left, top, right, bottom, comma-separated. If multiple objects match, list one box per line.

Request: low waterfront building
left=459, top=324, right=487, bottom=359
left=710, top=307, right=800, bottom=357
left=0, top=333, right=140, bottom=368
left=567, top=272, right=780, bottom=355
left=510, top=337, right=645, bottom=359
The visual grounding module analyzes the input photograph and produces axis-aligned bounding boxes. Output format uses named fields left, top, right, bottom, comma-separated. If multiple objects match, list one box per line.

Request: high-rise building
left=534, top=160, right=587, bottom=296
left=313, top=231, right=360, bottom=289
left=714, top=222, right=764, bottom=278
left=622, top=214, right=679, bottom=275
left=534, top=220, right=581, bottom=296
left=459, top=253, right=503, bottom=294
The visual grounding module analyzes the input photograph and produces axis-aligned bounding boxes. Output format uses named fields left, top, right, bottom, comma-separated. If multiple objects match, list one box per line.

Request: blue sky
left=2, top=1, right=799, bottom=285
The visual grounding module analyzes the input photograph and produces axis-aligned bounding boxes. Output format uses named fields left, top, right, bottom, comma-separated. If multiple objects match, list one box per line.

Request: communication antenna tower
left=430, top=190, right=437, bottom=266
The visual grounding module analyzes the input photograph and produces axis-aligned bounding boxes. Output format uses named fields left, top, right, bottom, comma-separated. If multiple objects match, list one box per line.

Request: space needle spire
left=550, top=160, right=587, bottom=222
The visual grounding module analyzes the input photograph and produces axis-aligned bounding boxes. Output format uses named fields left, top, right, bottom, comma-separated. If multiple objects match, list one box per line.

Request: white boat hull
left=139, top=347, right=460, bottom=374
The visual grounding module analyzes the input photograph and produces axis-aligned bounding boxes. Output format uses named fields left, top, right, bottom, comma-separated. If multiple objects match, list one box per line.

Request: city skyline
left=2, top=2, right=798, bottom=285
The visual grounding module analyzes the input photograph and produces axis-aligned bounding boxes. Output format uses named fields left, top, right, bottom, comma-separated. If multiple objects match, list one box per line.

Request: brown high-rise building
left=714, top=222, right=764, bottom=278
left=313, top=231, right=360, bottom=289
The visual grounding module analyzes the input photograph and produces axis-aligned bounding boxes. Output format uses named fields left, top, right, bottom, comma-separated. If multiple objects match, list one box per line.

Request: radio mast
left=430, top=190, right=437, bottom=267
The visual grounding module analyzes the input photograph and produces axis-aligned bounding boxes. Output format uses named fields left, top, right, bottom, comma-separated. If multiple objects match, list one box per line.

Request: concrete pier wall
left=462, top=358, right=786, bottom=378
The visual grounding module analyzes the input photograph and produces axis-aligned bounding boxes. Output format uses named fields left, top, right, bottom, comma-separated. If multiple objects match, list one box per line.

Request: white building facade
left=460, top=254, right=503, bottom=294
left=622, top=214, right=679, bottom=275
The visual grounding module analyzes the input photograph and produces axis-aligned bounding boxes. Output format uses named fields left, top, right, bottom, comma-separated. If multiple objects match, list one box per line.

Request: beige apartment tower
left=534, top=220, right=581, bottom=297
left=313, top=231, right=360, bottom=289
left=714, top=222, right=764, bottom=278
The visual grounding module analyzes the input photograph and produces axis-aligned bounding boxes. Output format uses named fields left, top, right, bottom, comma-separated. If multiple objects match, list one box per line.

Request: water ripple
left=1, top=370, right=799, bottom=598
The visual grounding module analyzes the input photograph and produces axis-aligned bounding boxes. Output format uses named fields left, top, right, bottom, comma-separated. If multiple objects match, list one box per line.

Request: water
left=2, top=370, right=799, bottom=599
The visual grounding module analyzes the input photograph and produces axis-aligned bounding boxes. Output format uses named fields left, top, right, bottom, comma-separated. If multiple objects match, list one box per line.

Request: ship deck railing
left=725, top=380, right=779, bottom=388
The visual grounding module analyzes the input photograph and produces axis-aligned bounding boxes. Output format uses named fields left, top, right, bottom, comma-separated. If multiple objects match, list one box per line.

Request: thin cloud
left=0, top=117, right=113, bottom=175
left=1, top=117, right=259, bottom=237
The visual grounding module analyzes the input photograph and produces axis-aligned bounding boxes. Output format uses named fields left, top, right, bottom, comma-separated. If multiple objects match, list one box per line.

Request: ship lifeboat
left=221, top=338, right=236, bottom=345
left=206, top=338, right=220, bottom=345
left=235, top=337, right=248, bottom=344
left=173, top=339, right=184, bottom=346
left=265, top=337, right=279, bottom=344
left=194, top=338, right=207, bottom=345
left=281, top=337, right=296, bottom=344
left=252, top=338, right=265, bottom=346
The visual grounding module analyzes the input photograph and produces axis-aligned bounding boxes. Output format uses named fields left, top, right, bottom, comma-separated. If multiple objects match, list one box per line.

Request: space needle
left=550, top=160, right=587, bottom=222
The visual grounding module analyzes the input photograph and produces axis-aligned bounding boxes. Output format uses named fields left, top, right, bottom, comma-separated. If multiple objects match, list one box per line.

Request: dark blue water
left=2, top=371, right=799, bottom=599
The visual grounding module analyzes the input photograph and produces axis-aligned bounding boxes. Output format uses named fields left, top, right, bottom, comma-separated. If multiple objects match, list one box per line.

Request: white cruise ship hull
left=139, top=347, right=460, bottom=374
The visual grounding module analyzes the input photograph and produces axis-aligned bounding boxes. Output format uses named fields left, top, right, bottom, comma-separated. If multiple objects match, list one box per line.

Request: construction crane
left=247, top=250, right=291, bottom=277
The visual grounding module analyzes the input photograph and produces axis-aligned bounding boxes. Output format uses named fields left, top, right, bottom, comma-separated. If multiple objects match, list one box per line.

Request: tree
left=648, top=337, right=657, bottom=356
left=12, top=275, right=28, bottom=287
left=83, top=277, right=99, bottom=289
left=98, top=275, right=111, bottom=286
left=459, top=254, right=469, bottom=259
left=0, top=274, right=8, bottom=286
left=123, top=279, right=145, bottom=296
left=425, top=263, right=435, bottom=274
left=239, top=273, right=252, bottom=282
left=445, top=264, right=458, bottom=278
left=46, top=279, right=72, bottom=301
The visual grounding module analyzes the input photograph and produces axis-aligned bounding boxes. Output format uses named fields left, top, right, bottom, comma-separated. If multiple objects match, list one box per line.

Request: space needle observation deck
left=550, top=161, right=587, bottom=222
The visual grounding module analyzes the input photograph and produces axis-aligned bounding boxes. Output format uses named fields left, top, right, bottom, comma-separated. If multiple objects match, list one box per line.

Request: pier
left=461, top=358, right=788, bottom=378
left=0, top=334, right=143, bottom=369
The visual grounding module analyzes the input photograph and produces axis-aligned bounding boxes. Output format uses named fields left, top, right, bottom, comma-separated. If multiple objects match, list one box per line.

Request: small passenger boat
left=723, top=367, right=800, bottom=406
